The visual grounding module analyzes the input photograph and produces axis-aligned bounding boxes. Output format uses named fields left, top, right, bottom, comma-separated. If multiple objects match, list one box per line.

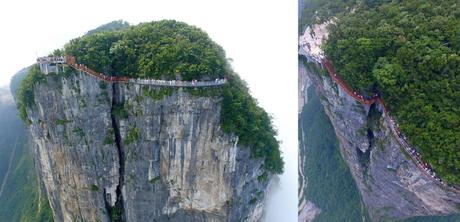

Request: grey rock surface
left=26, top=71, right=272, bottom=222
left=301, top=61, right=460, bottom=221
left=299, top=22, right=460, bottom=221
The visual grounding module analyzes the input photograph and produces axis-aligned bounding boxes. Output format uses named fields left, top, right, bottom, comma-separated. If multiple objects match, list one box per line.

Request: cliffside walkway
left=37, top=56, right=228, bottom=87
left=321, top=58, right=460, bottom=194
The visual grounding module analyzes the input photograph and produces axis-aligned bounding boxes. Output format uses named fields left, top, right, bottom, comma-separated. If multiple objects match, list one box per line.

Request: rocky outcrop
left=26, top=71, right=272, bottom=222
left=297, top=200, right=320, bottom=222
left=299, top=23, right=460, bottom=221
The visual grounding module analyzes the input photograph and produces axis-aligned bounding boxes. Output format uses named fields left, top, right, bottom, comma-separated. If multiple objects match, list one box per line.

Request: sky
left=0, top=0, right=298, bottom=220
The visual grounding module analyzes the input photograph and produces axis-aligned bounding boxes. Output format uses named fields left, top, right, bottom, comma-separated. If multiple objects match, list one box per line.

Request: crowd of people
left=130, top=78, right=227, bottom=87
left=39, top=56, right=227, bottom=87
left=388, top=116, right=459, bottom=192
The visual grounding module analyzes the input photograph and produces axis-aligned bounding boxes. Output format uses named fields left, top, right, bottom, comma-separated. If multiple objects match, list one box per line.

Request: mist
left=0, top=86, right=12, bottom=105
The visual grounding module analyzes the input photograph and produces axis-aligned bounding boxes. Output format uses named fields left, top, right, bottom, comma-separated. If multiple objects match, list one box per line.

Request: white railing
left=36, top=56, right=228, bottom=87
left=129, top=78, right=227, bottom=87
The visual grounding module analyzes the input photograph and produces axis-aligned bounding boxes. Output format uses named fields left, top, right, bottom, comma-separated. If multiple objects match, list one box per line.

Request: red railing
left=63, top=56, right=225, bottom=87
left=65, top=56, right=129, bottom=83
left=322, top=59, right=378, bottom=105
left=320, top=58, right=460, bottom=194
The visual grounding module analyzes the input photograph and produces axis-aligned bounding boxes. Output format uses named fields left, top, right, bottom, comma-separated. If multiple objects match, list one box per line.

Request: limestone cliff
left=299, top=23, right=460, bottom=221
left=26, top=70, right=273, bottom=222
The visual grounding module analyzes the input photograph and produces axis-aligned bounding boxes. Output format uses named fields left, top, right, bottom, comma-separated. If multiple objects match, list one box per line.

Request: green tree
left=314, top=0, right=460, bottom=185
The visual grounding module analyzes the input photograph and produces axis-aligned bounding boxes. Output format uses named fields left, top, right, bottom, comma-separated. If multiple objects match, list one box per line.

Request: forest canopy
left=299, top=0, right=356, bottom=32
left=302, top=0, right=460, bottom=185
left=221, top=75, right=284, bottom=174
left=65, top=20, right=229, bottom=81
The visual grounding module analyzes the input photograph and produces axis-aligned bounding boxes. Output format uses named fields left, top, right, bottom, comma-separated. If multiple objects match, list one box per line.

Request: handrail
left=320, top=58, right=460, bottom=194
left=37, top=56, right=227, bottom=87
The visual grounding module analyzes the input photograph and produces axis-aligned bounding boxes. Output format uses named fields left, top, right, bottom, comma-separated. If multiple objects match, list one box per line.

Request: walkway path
left=38, top=56, right=228, bottom=87
left=320, top=59, right=460, bottom=194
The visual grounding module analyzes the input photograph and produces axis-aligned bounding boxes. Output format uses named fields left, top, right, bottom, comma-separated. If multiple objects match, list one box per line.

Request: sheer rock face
left=299, top=23, right=460, bottom=221
left=27, top=72, right=272, bottom=222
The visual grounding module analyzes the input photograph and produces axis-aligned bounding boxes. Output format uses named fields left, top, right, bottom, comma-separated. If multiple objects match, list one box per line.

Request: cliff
left=298, top=64, right=369, bottom=222
left=25, top=70, right=273, bottom=221
left=0, top=70, right=53, bottom=221
left=299, top=23, right=460, bottom=221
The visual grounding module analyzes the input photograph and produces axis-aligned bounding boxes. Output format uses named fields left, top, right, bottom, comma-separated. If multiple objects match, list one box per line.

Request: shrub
left=73, top=128, right=84, bottom=137
left=103, top=136, right=115, bottom=145
left=110, top=204, right=122, bottom=221
left=16, top=65, right=46, bottom=123
left=90, top=184, right=100, bottom=192
left=257, top=172, right=268, bottom=182
left=149, top=176, right=160, bottom=184
left=56, top=119, right=69, bottom=125
left=99, top=81, right=108, bottom=90
left=143, top=87, right=173, bottom=101
left=124, top=127, right=139, bottom=145
left=221, top=76, right=283, bottom=174
left=112, top=103, right=128, bottom=119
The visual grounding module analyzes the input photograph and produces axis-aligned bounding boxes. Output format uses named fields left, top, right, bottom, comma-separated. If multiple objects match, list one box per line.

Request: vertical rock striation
left=26, top=71, right=272, bottom=222
left=299, top=23, right=460, bottom=221
left=28, top=72, right=119, bottom=222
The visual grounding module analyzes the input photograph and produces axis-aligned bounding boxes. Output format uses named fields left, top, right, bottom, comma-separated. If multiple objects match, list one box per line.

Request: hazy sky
left=0, top=0, right=297, bottom=220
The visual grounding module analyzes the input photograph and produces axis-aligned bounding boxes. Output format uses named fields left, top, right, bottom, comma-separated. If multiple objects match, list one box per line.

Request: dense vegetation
left=85, top=20, right=130, bottom=36
left=0, top=71, right=53, bottom=221
left=16, top=65, right=45, bottom=123
left=10, top=67, right=29, bottom=101
left=304, top=0, right=460, bottom=185
left=221, top=76, right=283, bottom=173
left=298, top=0, right=356, bottom=32
left=65, top=20, right=229, bottom=81
left=300, top=86, right=369, bottom=221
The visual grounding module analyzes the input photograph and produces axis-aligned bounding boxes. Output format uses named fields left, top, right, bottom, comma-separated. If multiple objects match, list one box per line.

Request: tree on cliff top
left=65, top=20, right=230, bottom=81
left=305, top=0, right=460, bottom=185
